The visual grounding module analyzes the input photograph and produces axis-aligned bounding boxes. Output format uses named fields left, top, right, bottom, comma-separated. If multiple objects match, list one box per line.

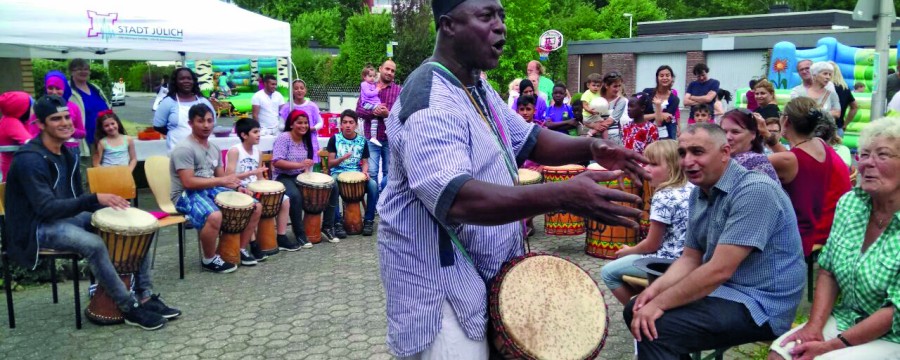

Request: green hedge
left=32, top=59, right=113, bottom=98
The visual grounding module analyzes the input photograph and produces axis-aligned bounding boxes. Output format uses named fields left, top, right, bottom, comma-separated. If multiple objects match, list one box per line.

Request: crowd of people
left=0, top=0, right=898, bottom=358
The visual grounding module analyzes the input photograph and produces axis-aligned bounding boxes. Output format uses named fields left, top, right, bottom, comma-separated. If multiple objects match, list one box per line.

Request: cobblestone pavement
left=1, top=192, right=780, bottom=359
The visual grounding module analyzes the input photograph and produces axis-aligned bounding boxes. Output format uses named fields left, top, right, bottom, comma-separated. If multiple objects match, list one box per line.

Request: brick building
left=566, top=10, right=900, bottom=98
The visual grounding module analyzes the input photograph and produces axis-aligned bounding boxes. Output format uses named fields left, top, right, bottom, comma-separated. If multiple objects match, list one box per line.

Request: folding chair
left=143, top=157, right=188, bottom=279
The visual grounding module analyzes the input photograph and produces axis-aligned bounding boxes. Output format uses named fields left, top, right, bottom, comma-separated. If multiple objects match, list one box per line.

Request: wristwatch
left=836, top=333, right=852, bottom=347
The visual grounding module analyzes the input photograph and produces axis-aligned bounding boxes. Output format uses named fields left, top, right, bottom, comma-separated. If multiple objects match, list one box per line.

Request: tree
left=332, top=12, right=395, bottom=85
left=545, top=2, right=610, bottom=85
left=597, top=0, right=666, bottom=38
left=291, top=7, right=343, bottom=48
left=488, top=0, right=551, bottom=91
left=392, top=0, right=436, bottom=82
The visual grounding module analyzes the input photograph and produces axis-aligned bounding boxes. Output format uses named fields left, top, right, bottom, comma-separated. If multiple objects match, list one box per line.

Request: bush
left=331, top=12, right=394, bottom=85
left=293, top=47, right=337, bottom=85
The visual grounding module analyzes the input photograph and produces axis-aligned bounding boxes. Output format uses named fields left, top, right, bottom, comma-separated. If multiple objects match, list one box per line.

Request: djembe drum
left=248, top=180, right=286, bottom=256
left=640, top=180, right=654, bottom=240
left=86, top=208, right=159, bottom=324
left=584, top=163, right=643, bottom=259
left=489, top=253, right=608, bottom=359
left=517, top=168, right=543, bottom=186
left=542, top=164, right=586, bottom=235
left=214, top=191, right=255, bottom=264
left=337, top=171, right=367, bottom=235
left=296, top=172, right=335, bottom=244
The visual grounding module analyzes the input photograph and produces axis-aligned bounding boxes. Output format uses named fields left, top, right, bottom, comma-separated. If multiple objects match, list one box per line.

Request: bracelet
left=836, top=333, right=852, bottom=347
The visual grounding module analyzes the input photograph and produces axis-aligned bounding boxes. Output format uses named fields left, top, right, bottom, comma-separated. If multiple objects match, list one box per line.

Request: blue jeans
left=665, top=121, right=678, bottom=140
left=600, top=254, right=648, bottom=290
left=367, top=140, right=389, bottom=191
left=332, top=175, right=379, bottom=222
left=38, top=212, right=151, bottom=311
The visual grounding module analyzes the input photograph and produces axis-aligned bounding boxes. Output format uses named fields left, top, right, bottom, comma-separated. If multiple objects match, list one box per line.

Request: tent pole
left=288, top=56, right=293, bottom=106
left=179, top=51, right=186, bottom=67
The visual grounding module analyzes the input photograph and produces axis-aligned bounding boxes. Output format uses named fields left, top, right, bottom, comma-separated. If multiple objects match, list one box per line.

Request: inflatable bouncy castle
left=185, top=57, right=290, bottom=113
left=740, top=37, right=900, bottom=149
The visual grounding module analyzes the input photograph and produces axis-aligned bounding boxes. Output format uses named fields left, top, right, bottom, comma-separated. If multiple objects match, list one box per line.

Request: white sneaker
left=302, top=242, right=313, bottom=249
left=327, top=237, right=340, bottom=243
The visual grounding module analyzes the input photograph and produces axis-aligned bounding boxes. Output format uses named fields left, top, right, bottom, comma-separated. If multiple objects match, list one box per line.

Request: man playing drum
left=377, top=0, right=648, bottom=358
left=5, top=95, right=181, bottom=330
left=326, top=109, right=379, bottom=236
left=625, top=123, right=805, bottom=359
left=171, top=104, right=262, bottom=273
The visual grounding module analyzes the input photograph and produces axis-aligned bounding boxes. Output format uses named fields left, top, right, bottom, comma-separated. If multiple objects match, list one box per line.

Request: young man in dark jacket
left=4, top=95, right=181, bottom=330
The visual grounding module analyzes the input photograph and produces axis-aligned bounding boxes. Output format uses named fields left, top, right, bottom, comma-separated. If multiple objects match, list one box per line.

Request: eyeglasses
left=855, top=151, right=899, bottom=163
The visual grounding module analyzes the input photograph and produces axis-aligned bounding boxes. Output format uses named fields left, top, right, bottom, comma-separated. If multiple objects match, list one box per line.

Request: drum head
left=518, top=169, right=542, bottom=185
left=543, top=164, right=585, bottom=171
left=296, top=172, right=335, bottom=188
left=337, top=171, right=366, bottom=183
left=215, top=191, right=254, bottom=209
left=92, top=207, right=159, bottom=235
left=497, top=255, right=607, bottom=359
left=586, top=163, right=606, bottom=171
left=247, top=179, right=285, bottom=194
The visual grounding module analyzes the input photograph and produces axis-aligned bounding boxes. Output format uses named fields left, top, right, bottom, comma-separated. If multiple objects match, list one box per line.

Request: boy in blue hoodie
left=4, top=95, right=181, bottom=330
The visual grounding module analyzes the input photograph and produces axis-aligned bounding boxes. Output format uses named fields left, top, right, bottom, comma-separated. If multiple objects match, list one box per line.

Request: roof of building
left=638, top=10, right=894, bottom=36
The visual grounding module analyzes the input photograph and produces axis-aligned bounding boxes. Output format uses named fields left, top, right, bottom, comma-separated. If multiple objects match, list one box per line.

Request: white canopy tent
left=0, top=0, right=290, bottom=61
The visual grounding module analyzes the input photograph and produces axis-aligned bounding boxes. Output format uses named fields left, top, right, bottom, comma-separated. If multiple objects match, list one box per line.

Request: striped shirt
left=377, top=62, right=539, bottom=357
left=686, top=160, right=806, bottom=335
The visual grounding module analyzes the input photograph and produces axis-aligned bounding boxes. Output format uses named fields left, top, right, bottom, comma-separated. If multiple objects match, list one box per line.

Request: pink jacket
left=0, top=91, right=34, bottom=179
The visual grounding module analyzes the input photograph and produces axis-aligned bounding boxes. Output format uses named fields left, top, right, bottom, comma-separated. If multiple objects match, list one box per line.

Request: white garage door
left=706, top=50, right=768, bottom=101
left=635, top=53, right=687, bottom=98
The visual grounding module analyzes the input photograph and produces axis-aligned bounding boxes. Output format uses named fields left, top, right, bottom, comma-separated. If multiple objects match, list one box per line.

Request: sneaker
left=278, top=235, right=301, bottom=252
left=123, top=302, right=167, bottom=330
left=240, top=249, right=258, bottom=266
left=321, top=227, right=336, bottom=242
left=333, top=222, right=347, bottom=240
left=202, top=256, right=237, bottom=274
left=142, top=294, right=182, bottom=320
left=296, top=233, right=314, bottom=249
left=362, top=220, right=375, bottom=236
left=250, top=241, right=268, bottom=262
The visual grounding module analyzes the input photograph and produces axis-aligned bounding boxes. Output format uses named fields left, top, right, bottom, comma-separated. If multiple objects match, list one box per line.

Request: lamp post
left=623, top=13, right=633, bottom=38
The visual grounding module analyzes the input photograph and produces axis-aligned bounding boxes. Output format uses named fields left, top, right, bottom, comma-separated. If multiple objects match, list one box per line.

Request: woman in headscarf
left=28, top=70, right=86, bottom=157
left=509, top=79, right=547, bottom=121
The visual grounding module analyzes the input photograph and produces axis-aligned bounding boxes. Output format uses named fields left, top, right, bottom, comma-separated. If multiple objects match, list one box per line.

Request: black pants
left=276, top=174, right=338, bottom=237
left=623, top=297, right=776, bottom=360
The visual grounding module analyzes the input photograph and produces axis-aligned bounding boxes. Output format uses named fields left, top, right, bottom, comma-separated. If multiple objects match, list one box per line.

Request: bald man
left=625, top=123, right=805, bottom=359
left=356, top=60, right=401, bottom=192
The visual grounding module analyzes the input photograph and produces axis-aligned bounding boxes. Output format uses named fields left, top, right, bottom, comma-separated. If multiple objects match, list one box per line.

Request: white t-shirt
left=251, top=90, right=286, bottom=130
left=229, top=144, right=260, bottom=188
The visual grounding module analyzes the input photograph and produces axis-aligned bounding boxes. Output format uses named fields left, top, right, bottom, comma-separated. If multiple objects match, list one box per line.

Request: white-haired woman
left=768, top=117, right=900, bottom=360
left=827, top=61, right=859, bottom=136
left=790, top=62, right=841, bottom=119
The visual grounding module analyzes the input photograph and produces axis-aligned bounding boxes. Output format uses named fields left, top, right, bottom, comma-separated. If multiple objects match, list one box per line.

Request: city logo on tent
left=86, top=10, right=184, bottom=42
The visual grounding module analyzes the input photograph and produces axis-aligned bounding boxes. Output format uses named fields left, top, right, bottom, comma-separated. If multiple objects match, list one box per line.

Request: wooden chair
left=1, top=183, right=83, bottom=329
left=144, top=156, right=188, bottom=279
left=87, top=166, right=136, bottom=200
left=622, top=275, right=649, bottom=289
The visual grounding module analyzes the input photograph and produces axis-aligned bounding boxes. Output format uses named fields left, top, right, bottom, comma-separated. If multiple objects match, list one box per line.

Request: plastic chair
left=144, top=156, right=188, bottom=279
left=1, top=183, right=83, bottom=329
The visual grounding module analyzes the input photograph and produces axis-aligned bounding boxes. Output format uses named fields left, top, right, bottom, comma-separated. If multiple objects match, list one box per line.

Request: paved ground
left=0, top=189, right=787, bottom=359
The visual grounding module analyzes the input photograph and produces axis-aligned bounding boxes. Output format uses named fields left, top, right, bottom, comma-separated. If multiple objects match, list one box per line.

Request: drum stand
left=85, top=273, right=133, bottom=325
left=218, top=232, right=241, bottom=265
left=256, top=217, right=279, bottom=256
left=304, top=213, right=324, bottom=244
left=342, top=200, right=363, bottom=235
